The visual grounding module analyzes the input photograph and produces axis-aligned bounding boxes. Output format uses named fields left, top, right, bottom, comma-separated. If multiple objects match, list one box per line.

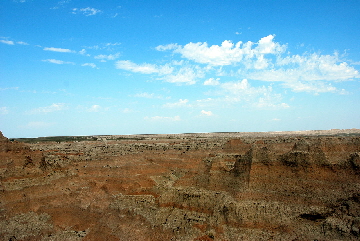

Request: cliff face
left=1, top=130, right=360, bottom=240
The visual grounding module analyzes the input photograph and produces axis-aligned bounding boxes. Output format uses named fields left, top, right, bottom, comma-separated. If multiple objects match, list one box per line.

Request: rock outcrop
left=0, top=130, right=360, bottom=240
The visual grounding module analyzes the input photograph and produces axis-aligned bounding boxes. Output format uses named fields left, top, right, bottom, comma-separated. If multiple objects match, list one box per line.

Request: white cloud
left=198, top=79, right=289, bottom=109
left=0, top=107, right=9, bottom=115
left=119, top=35, right=359, bottom=93
left=72, top=7, right=102, bottom=16
left=204, top=77, right=220, bottom=86
left=221, top=79, right=257, bottom=96
left=0, top=39, right=15, bottom=45
left=163, top=99, right=190, bottom=108
left=95, top=53, right=120, bottom=61
left=256, top=35, right=285, bottom=54
left=244, top=52, right=360, bottom=94
left=84, top=45, right=100, bottom=50
left=115, top=60, right=173, bottom=75
left=82, top=63, right=97, bottom=68
left=79, top=49, right=88, bottom=55
left=0, top=38, right=27, bottom=45
left=201, top=110, right=213, bottom=116
left=17, top=41, right=29, bottom=45
left=155, top=43, right=180, bottom=51
left=0, top=39, right=28, bottom=45
left=43, top=47, right=75, bottom=53
left=84, top=42, right=121, bottom=51
left=29, top=103, right=67, bottom=114
left=144, top=115, right=181, bottom=121
left=271, top=53, right=360, bottom=81
left=161, top=66, right=204, bottom=85
left=115, top=60, right=205, bottom=84
left=156, top=35, right=286, bottom=66
left=0, top=87, right=19, bottom=91
left=175, top=40, right=244, bottom=66
left=252, top=94, right=290, bottom=109
left=116, top=60, right=159, bottom=74
left=283, top=81, right=337, bottom=93
left=43, top=59, right=75, bottom=65
left=244, top=53, right=359, bottom=94
left=105, top=42, right=121, bottom=47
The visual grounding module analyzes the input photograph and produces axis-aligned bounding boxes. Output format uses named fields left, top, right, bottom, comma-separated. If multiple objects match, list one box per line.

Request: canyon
left=1, top=129, right=360, bottom=240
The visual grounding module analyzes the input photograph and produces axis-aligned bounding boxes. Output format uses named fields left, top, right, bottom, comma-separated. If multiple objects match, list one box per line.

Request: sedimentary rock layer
left=0, top=130, right=360, bottom=240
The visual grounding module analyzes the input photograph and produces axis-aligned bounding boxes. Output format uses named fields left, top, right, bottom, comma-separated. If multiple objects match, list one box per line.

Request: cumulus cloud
left=43, top=59, right=75, bottom=65
left=72, top=7, right=102, bottom=16
left=256, top=35, right=285, bottom=54
left=82, top=63, right=97, bottom=68
left=156, top=35, right=286, bottom=66
left=144, top=115, right=181, bottom=121
left=117, top=35, right=359, bottom=93
left=43, top=47, right=75, bottom=53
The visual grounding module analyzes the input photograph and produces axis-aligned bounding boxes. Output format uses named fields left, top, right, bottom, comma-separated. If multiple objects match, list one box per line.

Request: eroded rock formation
left=1, top=130, right=360, bottom=240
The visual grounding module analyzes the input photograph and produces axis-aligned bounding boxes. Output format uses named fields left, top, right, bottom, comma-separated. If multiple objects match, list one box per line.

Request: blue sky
left=1, top=0, right=360, bottom=138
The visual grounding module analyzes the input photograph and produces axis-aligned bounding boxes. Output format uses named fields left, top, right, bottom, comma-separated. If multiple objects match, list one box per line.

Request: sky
left=1, top=0, right=360, bottom=138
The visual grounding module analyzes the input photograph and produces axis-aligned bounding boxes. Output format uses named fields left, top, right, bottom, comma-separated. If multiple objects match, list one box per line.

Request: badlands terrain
left=1, top=129, right=360, bottom=240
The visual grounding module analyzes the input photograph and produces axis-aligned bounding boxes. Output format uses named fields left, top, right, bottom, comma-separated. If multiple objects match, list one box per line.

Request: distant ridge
left=11, top=129, right=360, bottom=143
